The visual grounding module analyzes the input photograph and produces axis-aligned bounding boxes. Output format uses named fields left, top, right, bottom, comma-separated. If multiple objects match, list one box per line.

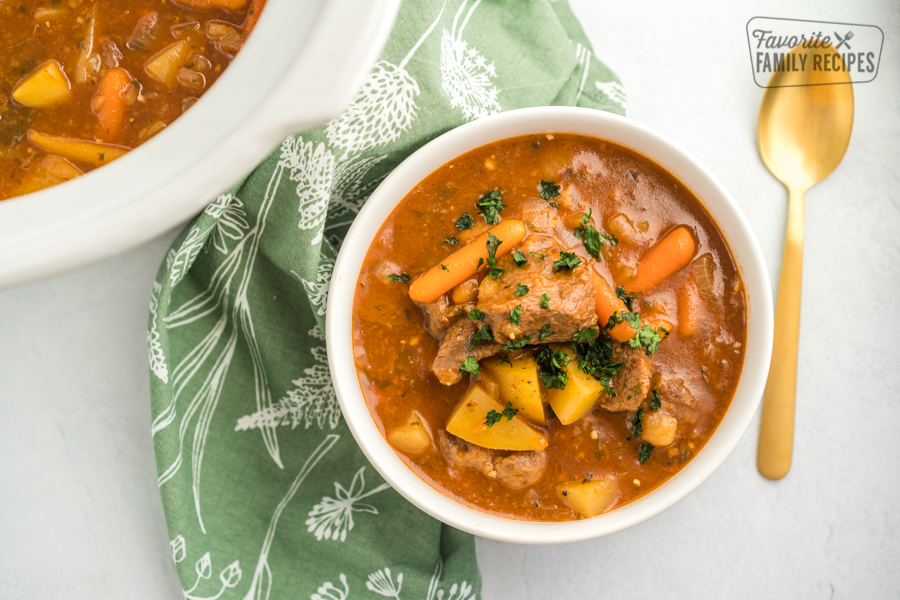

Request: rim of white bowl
left=326, top=106, right=773, bottom=544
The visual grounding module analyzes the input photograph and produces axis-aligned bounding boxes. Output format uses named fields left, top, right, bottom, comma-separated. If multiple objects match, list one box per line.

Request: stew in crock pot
left=0, top=0, right=264, bottom=200
left=353, top=133, right=746, bottom=522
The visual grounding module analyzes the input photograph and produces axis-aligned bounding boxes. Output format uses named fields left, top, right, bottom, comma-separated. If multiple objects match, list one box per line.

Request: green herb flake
left=631, top=407, right=644, bottom=439
left=570, top=330, right=623, bottom=391
left=513, top=249, right=528, bottom=267
left=572, top=210, right=604, bottom=260
left=444, top=236, right=460, bottom=245
left=484, top=401, right=519, bottom=427
left=572, top=326, right=598, bottom=344
left=533, top=345, right=570, bottom=389
left=552, top=251, right=582, bottom=271
left=539, top=323, right=552, bottom=341
left=629, top=324, right=663, bottom=356
left=387, top=273, right=410, bottom=283
left=539, top=180, right=560, bottom=206
left=530, top=251, right=548, bottom=262
left=459, top=356, right=481, bottom=376
left=500, top=354, right=513, bottom=367
left=455, top=213, right=475, bottom=231
left=469, top=325, right=494, bottom=349
left=638, top=443, right=654, bottom=464
left=502, top=336, right=531, bottom=352
left=440, top=264, right=449, bottom=271
left=484, top=232, right=505, bottom=279
left=650, top=389, right=661, bottom=411
left=508, top=305, right=522, bottom=325
left=469, top=308, right=485, bottom=321
left=515, top=284, right=529, bottom=297
left=615, top=286, right=636, bottom=311
left=540, top=294, right=551, bottom=309
left=475, top=190, right=507, bottom=225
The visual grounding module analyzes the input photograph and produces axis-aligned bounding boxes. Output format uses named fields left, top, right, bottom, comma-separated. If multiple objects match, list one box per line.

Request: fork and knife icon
left=834, top=30, right=854, bottom=50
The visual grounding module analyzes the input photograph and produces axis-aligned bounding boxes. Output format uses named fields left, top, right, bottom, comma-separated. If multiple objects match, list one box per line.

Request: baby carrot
left=677, top=281, right=702, bottom=338
left=625, top=226, right=696, bottom=293
left=408, top=219, right=526, bottom=304
left=590, top=268, right=635, bottom=343
left=93, top=68, right=133, bottom=141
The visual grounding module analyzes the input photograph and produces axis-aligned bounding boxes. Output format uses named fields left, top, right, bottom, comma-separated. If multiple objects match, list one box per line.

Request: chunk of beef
left=476, top=236, right=597, bottom=345
left=492, top=451, right=547, bottom=490
left=438, top=430, right=495, bottom=478
left=598, top=343, right=653, bottom=412
left=650, top=373, right=696, bottom=421
left=413, top=294, right=471, bottom=341
left=432, top=317, right=502, bottom=385
left=438, top=431, right=547, bottom=489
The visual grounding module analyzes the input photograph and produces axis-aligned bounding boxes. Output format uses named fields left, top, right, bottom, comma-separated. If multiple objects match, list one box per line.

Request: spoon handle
left=757, top=185, right=805, bottom=480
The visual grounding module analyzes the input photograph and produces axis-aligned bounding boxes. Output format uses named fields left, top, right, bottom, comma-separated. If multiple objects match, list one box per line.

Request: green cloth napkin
left=148, top=1, right=625, bottom=597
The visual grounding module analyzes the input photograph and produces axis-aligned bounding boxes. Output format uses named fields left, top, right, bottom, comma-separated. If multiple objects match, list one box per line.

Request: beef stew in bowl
left=327, top=107, right=773, bottom=542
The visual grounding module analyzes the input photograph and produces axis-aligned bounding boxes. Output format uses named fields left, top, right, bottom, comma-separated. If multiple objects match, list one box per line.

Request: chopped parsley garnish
left=515, top=284, right=529, bottom=297
left=540, top=294, right=551, bottom=309
left=622, top=311, right=641, bottom=329
left=444, top=236, right=459, bottom=245
left=539, top=323, right=552, bottom=341
left=485, top=401, right=519, bottom=427
left=638, top=443, right=654, bottom=464
left=629, top=324, right=663, bottom=355
left=533, top=345, right=570, bottom=389
left=484, top=232, right=505, bottom=280
left=552, top=251, right=582, bottom=271
left=387, top=273, right=410, bottom=283
left=572, top=210, right=604, bottom=260
left=650, top=389, right=661, bottom=411
left=572, top=326, right=598, bottom=344
left=570, top=331, right=622, bottom=391
left=500, top=354, right=513, bottom=367
left=502, top=336, right=531, bottom=351
left=476, top=190, right=507, bottom=225
left=459, top=356, right=480, bottom=376
left=469, top=325, right=494, bottom=349
left=508, top=305, right=522, bottom=325
left=469, top=308, right=484, bottom=320
left=530, top=251, right=548, bottom=262
left=539, top=180, right=560, bottom=207
left=603, top=232, right=619, bottom=246
left=630, top=407, right=644, bottom=439
left=441, top=264, right=449, bottom=271
left=513, top=249, right=528, bottom=267
left=455, top=213, right=475, bottom=230
left=616, top=286, right=635, bottom=311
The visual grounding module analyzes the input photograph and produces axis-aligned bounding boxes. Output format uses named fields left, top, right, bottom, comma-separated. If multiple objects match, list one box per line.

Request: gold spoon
left=756, top=44, right=854, bottom=480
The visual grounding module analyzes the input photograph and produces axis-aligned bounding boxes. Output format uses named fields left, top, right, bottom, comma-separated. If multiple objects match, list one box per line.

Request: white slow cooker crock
left=0, top=0, right=401, bottom=289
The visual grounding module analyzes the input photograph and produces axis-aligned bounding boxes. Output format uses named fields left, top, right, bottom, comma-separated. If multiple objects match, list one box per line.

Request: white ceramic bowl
left=0, top=0, right=400, bottom=289
left=327, top=106, right=774, bottom=544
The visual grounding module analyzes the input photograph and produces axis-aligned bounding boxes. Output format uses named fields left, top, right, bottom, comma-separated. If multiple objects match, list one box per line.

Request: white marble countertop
left=2, top=1, right=898, bottom=598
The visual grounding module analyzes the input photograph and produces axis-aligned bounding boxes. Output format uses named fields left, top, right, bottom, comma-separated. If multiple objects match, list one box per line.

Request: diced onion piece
left=182, top=97, right=199, bottom=112
left=10, top=154, right=82, bottom=197
left=145, top=39, right=194, bottom=87
left=12, top=60, right=72, bottom=108
left=692, top=253, right=716, bottom=301
left=176, top=68, right=206, bottom=90
left=127, top=11, right=159, bottom=51
left=139, top=121, right=166, bottom=140
left=102, top=40, right=123, bottom=69
left=206, top=21, right=230, bottom=37
left=170, top=21, right=200, bottom=39
left=26, top=130, right=129, bottom=167
left=189, top=54, right=212, bottom=72
left=34, top=6, right=66, bottom=19
left=606, top=213, right=638, bottom=245
left=519, top=197, right=554, bottom=232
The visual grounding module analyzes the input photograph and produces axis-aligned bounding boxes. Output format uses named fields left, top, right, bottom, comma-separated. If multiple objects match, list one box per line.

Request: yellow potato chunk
left=12, top=60, right=72, bottom=108
left=545, top=347, right=606, bottom=425
left=27, top=130, right=129, bottom=168
left=641, top=412, right=678, bottom=447
left=10, top=155, right=82, bottom=197
left=387, top=412, right=432, bottom=455
left=557, top=476, right=619, bottom=518
left=145, top=39, right=195, bottom=87
left=482, top=355, right=546, bottom=426
left=446, top=383, right=548, bottom=452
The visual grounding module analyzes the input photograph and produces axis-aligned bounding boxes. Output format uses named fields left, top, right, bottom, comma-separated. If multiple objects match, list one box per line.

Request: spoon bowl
left=756, top=43, right=854, bottom=480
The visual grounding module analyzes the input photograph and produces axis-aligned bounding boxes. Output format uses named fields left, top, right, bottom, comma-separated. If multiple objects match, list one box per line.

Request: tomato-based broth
left=0, top=0, right=264, bottom=200
left=353, top=134, right=746, bottom=522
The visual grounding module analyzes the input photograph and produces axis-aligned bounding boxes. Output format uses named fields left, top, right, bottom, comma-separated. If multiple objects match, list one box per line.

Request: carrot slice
left=408, top=219, right=527, bottom=304
left=590, top=269, right=635, bottom=343
left=625, top=226, right=697, bottom=293
left=93, top=68, right=133, bottom=141
left=677, top=281, right=703, bottom=338
left=26, top=130, right=129, bottom=168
